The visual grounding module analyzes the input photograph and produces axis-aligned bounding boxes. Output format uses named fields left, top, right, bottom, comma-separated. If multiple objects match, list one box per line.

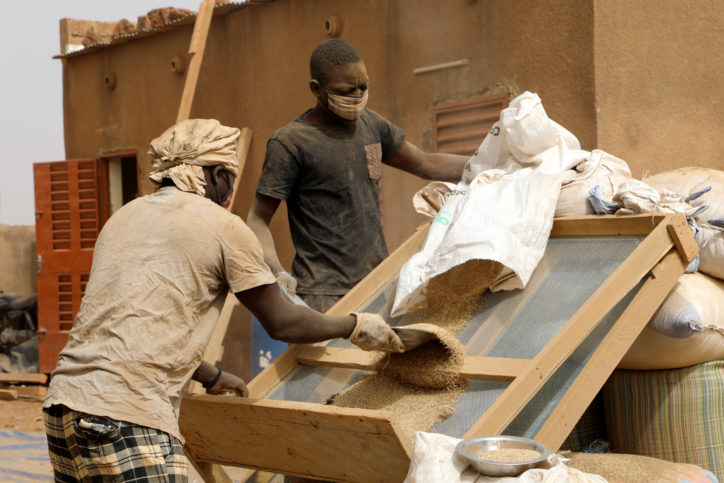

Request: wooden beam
left=179, top=395, right=411, bottom=482
left=535, top=249, right=686, bottom=451
left=186, top=449, right=233, bottom=483
left=188, top=127, right=253, bottom=395
left=296, top=346, right=529, bottom=381
left=464, top=214, right=680, bottom=438
left=176, top=0, right=216, bottom=122
left=0, top=389, right=18, bottom=400
left=0, top=384, right=47, bottom=399
left=551, top=213, right=667, bottom=237
left=666, top=215, right=698, bottom=263
left=0, top=373, right=47, bottom=385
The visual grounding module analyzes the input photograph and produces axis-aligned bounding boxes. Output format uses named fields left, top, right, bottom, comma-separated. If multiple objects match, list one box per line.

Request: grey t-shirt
left=256, top=108, right=405, bottom=295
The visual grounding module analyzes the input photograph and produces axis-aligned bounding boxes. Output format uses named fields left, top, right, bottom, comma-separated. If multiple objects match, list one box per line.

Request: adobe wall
left=594, top=0, right=724, bottom=178
left=62, top=0, right=595, bottom=252
left=61, top=0, right=595, bottom=374
left=0, top=225, right=36, bottom=297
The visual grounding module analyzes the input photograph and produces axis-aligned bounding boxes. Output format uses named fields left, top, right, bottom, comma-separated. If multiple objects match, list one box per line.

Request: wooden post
left=188, top=127, right=253, bottom=395
left=176, top=0, right=216, bottom=123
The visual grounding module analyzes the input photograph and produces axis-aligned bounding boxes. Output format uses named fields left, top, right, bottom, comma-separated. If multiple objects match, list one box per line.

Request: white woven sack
left=696, top=222, right=724, bottom=280
left=643, top=167, right=724, bottom=222
left=619, top=272, right=724, bottom=370
left=556, top=150, right=632, bottom=217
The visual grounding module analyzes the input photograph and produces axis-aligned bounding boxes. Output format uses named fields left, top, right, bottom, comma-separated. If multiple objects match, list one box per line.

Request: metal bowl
left=455, top=435, right=550, bottom=477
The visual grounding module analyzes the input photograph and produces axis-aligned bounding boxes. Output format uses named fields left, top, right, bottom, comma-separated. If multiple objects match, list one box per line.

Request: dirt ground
left=0, top=399, right=45, bottom=432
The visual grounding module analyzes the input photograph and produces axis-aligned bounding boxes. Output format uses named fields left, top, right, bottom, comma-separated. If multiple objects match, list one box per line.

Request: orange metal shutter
left=34, top=159, right=101, bottom=373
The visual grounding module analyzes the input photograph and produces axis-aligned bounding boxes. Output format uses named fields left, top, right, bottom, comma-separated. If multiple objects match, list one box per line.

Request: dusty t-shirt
left=44, top=187, right=276, bottom=441
left=256, top=108, right=405, bottom=295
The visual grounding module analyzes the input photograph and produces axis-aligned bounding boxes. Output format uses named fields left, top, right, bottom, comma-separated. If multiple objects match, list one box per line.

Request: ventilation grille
left=433, top=94, right=509, bottom=155
left=49, top=161, right=99, bottom=250
left=57, top=273, right=89, bottom=331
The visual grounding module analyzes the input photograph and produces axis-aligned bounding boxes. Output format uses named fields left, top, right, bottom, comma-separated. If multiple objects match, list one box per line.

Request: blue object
left=250, top=316, right=288, bottom=378
left=588, top=185, right=621, bottom=214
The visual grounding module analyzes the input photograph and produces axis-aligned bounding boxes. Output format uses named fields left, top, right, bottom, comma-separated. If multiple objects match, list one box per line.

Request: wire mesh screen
left=266, top=235, right=644, bottom=437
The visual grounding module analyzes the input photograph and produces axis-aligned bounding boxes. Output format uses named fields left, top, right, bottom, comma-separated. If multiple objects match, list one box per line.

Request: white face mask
left=326, top=89, right=369, bottom=121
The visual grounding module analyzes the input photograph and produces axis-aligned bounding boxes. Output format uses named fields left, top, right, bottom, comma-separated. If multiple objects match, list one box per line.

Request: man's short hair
left=310, top=39, right=362, bottom=84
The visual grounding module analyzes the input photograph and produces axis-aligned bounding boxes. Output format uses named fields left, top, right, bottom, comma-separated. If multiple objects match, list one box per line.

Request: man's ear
left=309, top=79, right=322, bottom=98
left=211, top=164, right=226, bottom=181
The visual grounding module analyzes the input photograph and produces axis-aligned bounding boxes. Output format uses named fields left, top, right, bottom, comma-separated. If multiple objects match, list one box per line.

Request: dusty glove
left=276, top=271, right=298, bottom=299
left=349, top=313, right=405, bottom=353
left=205, top=369, right=249, bottom=397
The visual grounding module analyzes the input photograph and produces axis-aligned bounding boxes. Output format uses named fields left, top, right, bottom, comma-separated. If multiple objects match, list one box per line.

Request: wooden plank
left=188, top=127, right=253, bottom=395
left=551, top=213, right=666, bottom=237
left=179, top=395, right=411, bottom=482
left=464, top=214, right=679, bottom=438
left=186, top=449, right=233, bottom=483
left=0, top=385, right=47, bottom=399
left=666, top=215, right=698, bottom=263
left=0, top=389, right=18, bottom=400
left=246, top=223, right=430, bottom=399
left=296, top=346, right=528, bottom=381
left=0, top=373, right=47, bottom=385
left=535, top=249, right=686, bottom=450
left=176, top=0, right=216, bottom=122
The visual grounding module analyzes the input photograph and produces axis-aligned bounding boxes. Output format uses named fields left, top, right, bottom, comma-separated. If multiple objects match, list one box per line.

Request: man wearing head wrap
left=248, top=39, right=470, bottom=313
left=43, top=119, right=404, bottom=481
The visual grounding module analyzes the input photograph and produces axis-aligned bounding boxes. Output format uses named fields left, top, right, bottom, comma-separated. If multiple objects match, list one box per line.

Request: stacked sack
left=610, top=167, right=724, bottom=368
left=557, top=162, right=724, bottom=367
left=562, top=164, right=723, bottom=480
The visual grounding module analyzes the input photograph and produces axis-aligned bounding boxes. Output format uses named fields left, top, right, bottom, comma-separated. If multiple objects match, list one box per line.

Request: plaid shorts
left=43, top=404, right=188, bottom=482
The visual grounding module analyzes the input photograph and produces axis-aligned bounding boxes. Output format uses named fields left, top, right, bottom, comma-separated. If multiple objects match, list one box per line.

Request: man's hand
left=206, top=370, right=249, bottom=397
left=349, top=313, right=405, bottom=352
left=276, top=272, right=298, bottom=299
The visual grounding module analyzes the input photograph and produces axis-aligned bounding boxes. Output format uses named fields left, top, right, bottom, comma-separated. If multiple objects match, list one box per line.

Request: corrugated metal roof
left=54, top=1, right=268, bottom=59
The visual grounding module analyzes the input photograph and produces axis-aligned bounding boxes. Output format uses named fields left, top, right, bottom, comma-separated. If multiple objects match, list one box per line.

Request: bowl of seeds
left=455, top=435, right=550, bottom=477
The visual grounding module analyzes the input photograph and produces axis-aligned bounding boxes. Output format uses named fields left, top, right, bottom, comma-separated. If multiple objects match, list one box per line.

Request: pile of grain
left=479, top=448, right=541, bottom=463
left=565, top=452, right=709, bottom=483
left=331, top=259, right=502, bottom=444
left=330, top=374, right=465, bottom=444
left=422, top=259, right=503, bottom=335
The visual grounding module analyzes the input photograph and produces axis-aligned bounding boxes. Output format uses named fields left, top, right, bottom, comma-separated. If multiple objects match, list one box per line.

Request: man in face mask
left=248, top=39, right=469, bottom=313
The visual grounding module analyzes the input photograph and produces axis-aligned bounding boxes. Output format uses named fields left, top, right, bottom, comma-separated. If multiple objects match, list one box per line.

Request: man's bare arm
left=235, top=283, right=356, bottom=342
left=385, top=140, right=469, bottom=182
left=246, top=193, right=286, bottom=275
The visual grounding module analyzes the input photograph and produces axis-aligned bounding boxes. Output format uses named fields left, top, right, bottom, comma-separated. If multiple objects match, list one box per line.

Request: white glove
left=276, top=272, right=297, bottom=299
left=349, top=313, right=405, bottom=353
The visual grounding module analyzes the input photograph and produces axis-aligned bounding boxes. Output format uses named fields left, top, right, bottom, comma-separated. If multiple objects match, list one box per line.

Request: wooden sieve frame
left=179, top=214, right=697, bottom=482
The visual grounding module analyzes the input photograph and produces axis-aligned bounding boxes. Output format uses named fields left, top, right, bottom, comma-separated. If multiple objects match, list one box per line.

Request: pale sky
left=0, top=1, right=203, bottom=226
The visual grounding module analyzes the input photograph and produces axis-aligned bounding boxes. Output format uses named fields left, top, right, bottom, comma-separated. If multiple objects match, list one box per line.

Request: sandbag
left=646, top=272, right=724, bottom=338
left=556, top=150, right=632, bottom=217
left=603, top=361, right=724, bottom=480
left=643, top=167, right=724, bottom=222
left=565, top=452, right=718, bottom=483
left=619, top=271, right=724, bottom=369
left=696, top=222, right=724, bottom=280
left=618, top=272, right=724, bottom=370
left=612, top=179, right=702, bottom=216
